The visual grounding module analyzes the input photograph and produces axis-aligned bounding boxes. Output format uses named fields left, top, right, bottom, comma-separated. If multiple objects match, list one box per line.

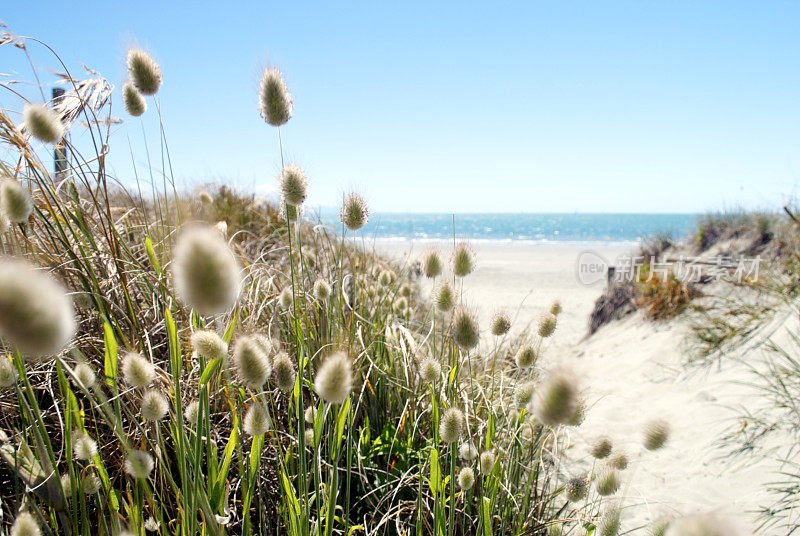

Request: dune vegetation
left=0, top=27, right=761, bottom=536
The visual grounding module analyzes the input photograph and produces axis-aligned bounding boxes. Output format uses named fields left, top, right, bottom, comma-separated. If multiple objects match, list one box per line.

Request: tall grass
left=0, top=28, right=677, bottom=536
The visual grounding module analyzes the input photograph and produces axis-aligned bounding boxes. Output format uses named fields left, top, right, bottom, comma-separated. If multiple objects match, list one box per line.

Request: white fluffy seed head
left=533, top=369, right=579, bottom=427
left=121, top=352, right=155, bottom=388
left=304, top=427, right=315, bottom=445
left=278, top=164, right=308, bottom=207
left=590, top=435, right=613, bottom=459
left=550, top=300, right=563, bottom=316
left=122, top=81, right=147, bottom=117
left=272, top=351, right=297, bottom=391
left=233, top=336, right=271, bottom=389
left=598, top=506, right=622, bottom=536
left=313, top=279, right=332, bottom=300
left=595, top=469, right=620, bottom=496
left=124, top=450, right=155, bottom=479
left=422, top=249, right=443, bottom=278
left=419, top=357, right=441, bottom=384
left=190, top=330, right=228, bottom=361
left=172, top=226, right=242, bottom=316
left=60, top=473, right=73, bottom=498
left=11, top=511, right=40, bottom=536
left=452, top=243, right=474, bottom=277
left=304, top=405, right=317, bottom=424
left=144, top=517, right=160, bottom=532
left=126, top=49, right=162, bottom=96
left=259, top=68, right=293, bottom=127
left=0, top=258, right=76, bottom=358
left=434, top=281, right=455, bottom=312
left=279, top=287, right=294, bottom=310
left=198, top=190, right=213, bottom=205
left=23, top=103, right=64, bottom=144
left=490, top=312, right=511, bottom=336
left=643, top=419, right=670, bottom=451
left=72, top=431, right=97, bottom=460
left=439, top=407, right=464, bottom=443
left=479, top=450, right=495, bottom=475
left=0, top=358, right=18, bottom=387
left=82, top=472, right=101, bottom=494
left=538, top=313, right=557, bottom=338
left=314, top=352, right=353, bottom=404
left=567, top=397, right=586, bottom=426
left=458, top=442, right=478, bottom=461
left=452, top=307, right=480, bottom=350
left=141, top=390, right=169, bottom=421
left=458, top=466, right=475, bottom=490
left=609, top=451, right=628, bottom=470
left=378, top=269, right=396, bottom=286
left=73, top=362, right=96, bottom=389
left=244, top=401, right=271, bottom=436
left=0, top=180, right=33, bottom=223
left=184, top=400, right=199, bottom=424
left=515, top=381, right=536, bottom=408
left=340, top=193, right=369, bottom=231
left=515, top=344, right=537, bottom=368
left=565, top=477, right=588, bottom=501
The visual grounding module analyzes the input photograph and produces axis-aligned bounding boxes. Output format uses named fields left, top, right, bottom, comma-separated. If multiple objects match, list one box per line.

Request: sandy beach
left=378, top=240, right=788, bottom=534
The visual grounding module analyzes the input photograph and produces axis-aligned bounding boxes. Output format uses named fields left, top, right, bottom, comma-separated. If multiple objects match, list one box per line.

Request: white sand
left=378, top=240, right=788, bottom=534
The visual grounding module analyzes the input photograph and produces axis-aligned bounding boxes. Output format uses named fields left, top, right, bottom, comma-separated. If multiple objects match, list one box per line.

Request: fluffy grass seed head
left=304, top=405, right=317, bottom=424
left=439, top=407, right=464, bottom=443
left=279, top=196, right=303, bottom=222
left=565, top=477, right=588, bottom=501
left=378, top=269, right=396, bottom=287
left=609, top=451, right=629, bottom=470
left=340, top=193, right=369, bottom=231
left=279, top=287, right=294, bottom=310
left=126, top=49, right=162, bottom=95
left=452, top=307, right=480, bottom=350
left=190, top=330, right=228, bottom=361
left=0, top=258, right=76, bottom=358
left=73, top=362, right=96, bottom=389
left=434, top=281, right=455, bottom=312
left=650, top=517, right=671, bottom=536
left=11, top=511, right=40, bottom=536
left=422, top=249, right=443, bottom=278
left=515, top=380, right=536, bottom=408
left=141, top=390, right=169, bottom=422
left=304, top=427, right=315, bottom=445
left=643, top=419, right=670, bottom=450
left=399, top=283, right=412, bottom=297
left=60, top=473, right=73, bottom=498
left=567, top=397, right=587, bottom=426
left=73, top=431, right=97, bottom=460
left=185, top=400, right=199, bottom=424
left=314, top=352, right=353, bottom=404
left=515, top=344, right=537, bottom=368
left=0, top=357, right=17, bottom=387
left=663, top=514, right=738, bottom=536
left=533, top=369, right=579, bottom=426
left=272, top=351, right=297, bottom=391
left=491, top=311, right=511, bottom=336
left=598, top=505, right=622, bottom=536
left=0, top=180, right=33, bottom=223
left=393, top=296, right=408, bottom=314
left=459, top=442, right=478, bottom=461
left=458, top=466, right=475, bottom=490
left=198, top=190, right=214, bottom=205
left=124, top=450, right=155, bottom=479
left=550, top=299, right=563, bottom=316
left=82, top=472, right=101, bottom=495
left=173, top=225, right=242, bottom=316
left=144, top=518, right=160, bottom=532
left=452, top=242, right=474, bottom=277
left=0, top=212, right=8, bottom=233
left=595, top=468, right=621, bottom=496
left=313, top=279, right=332, bottom=300
left=259, top=68, right=293, bottom=126
left=538, top=313, right=557, bottom=338
left=479, top=450, right=496, bottom=475
left=278, top=164, right=308, bottom=206
left=590, top=435, right=613, bottom=459
left=419, top=357, right=441, bottom=384
left=23, top=103, right=64, bottom=144
left=121, top=352, right=155, bottom=388
left=244, top=401, right=271, bottom=436
left=234, top=336, right=271, bottom=389
left=122, top=81, right=147, bottom=116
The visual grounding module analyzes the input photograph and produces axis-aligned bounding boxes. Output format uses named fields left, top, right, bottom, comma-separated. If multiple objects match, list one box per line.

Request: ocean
left=316, top=212, right=698, bottom=246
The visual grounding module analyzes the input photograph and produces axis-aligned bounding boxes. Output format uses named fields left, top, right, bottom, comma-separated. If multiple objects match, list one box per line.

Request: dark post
left=52, top=88, right=68, bottom=179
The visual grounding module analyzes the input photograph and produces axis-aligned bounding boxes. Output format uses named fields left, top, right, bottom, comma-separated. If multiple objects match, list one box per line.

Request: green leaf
left=199, top=358, right=223, bottom=385
left=334, top=397, right=351, bottom=452
left=145, top=236, right=161, bottom=275
left=429, top=448, right=442, bottom=493
left=485, top=413, right=495, bottom=450
left=102, top=320, right=118, bottom=387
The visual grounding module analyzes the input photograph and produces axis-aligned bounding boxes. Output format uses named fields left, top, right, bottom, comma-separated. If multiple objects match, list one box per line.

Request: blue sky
left=2, top=1, right=800, bottom=213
